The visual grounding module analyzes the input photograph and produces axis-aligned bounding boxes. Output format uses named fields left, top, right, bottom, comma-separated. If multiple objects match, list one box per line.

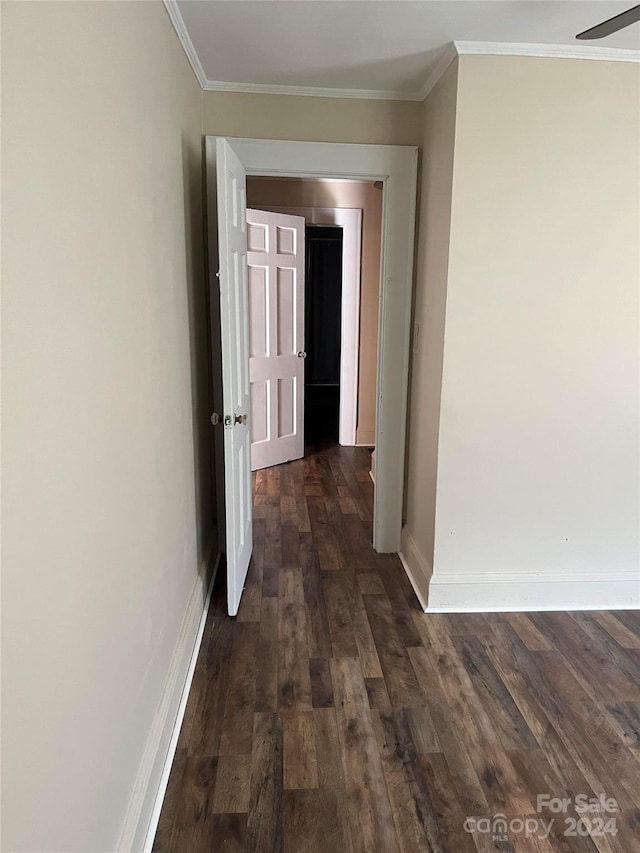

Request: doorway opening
left=206, top=136, right=418, bottom=614
left=304, top=224, right=343, bottom=445
left=245, top=176, right=383, bottom=475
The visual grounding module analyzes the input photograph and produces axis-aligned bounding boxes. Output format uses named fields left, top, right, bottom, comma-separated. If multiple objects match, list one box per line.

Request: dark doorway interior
left=304, top=225, right=343, bottom=444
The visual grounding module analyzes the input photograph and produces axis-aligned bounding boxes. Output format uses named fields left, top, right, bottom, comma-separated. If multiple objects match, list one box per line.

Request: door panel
left=247, top=209, right=305, bottom=471
left=213, top=138, right=252, bottom=616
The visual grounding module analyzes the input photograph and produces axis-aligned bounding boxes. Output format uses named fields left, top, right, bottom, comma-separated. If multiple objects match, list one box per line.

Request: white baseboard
left=399, top=527, right=432, bottom=611
left=426, top=571, right=640, bottom=612
left=141, top=546, right=221, bottom=850
left=398, top=527, right=640, bottom=613
left=355, top=428, right=375, bottom=446
left=117, top=534, right=220, bottom=852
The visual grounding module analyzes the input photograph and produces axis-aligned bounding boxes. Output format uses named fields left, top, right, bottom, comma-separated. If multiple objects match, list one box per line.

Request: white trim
left=454, top=40, right=640, bottom=64
left=161, top=0, right=423, bottom=100
left=162, top=0, right=207, bottom=87
left=162, top=4, right=640, bottom=103
left=418, top=43, right=459, bottom=101
left=398, top=554, right=429, bottom=612
left=214, top=138, right=418, bottom=553
left=399, top=527, right=432, bottom=611
left=260, top=206, right=362, bottom=447
left=427, top=570, right=638, bottom=584
left=355, top=429, right=376, bottom=446
left=117, top=538, right=220, bottom=852
left=427, top=571, right=640, bottom=613
left=202, top=78, right=425, bottom=101
left=141, top=550, right=221, bottom=851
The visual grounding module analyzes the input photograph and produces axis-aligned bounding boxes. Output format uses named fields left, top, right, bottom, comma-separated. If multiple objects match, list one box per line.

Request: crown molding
left=454, top=40, right=640, bottom=64
left=417, top=39, right=640, bottom=103
left=417, top=43, right=459, bottom=101
left=204, top=41, right=640, bottom=102
left=163, top=0, right=422, bottom=100
left=163, top=0, right=640, bottom=104
left=202, top=78, right=423, bottom=101
left=163, top=0, right=207, bottom=88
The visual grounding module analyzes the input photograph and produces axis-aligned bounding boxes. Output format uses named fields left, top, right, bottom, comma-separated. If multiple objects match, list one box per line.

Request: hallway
left=153, top=445, right=640, bottom=853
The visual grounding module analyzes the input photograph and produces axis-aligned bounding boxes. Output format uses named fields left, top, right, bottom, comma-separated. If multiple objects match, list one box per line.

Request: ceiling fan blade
left=576, top=3, right=640, bottom=39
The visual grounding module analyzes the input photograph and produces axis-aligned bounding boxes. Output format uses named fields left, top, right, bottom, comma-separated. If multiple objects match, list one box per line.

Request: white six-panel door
left=215, top=139, right=253, bottom=616
left=247, top=209, right=305, bottom=471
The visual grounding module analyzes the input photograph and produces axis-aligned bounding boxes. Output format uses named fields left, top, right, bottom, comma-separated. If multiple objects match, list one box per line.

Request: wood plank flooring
left=153, top=444, right=640, bottom=853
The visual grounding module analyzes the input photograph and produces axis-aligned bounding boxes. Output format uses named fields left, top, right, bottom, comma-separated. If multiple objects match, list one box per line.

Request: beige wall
left=1, top=10, right=422, bottom=846
left=1, top=2, right=213, bottom=850
left=402, top=59, right=458, bottom=599
left=202, top=90, right=423, bottom=146
left=246, top=178, right=383, bottom=443
left=405, top=54, right=640, bottom=606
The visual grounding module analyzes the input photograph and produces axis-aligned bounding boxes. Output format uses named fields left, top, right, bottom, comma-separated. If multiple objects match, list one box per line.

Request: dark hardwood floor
left=153, top=444, right=640, bottom=853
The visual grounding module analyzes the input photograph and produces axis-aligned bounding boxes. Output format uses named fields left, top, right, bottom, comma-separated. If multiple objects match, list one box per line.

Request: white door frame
left=211, top=138, right=418, bottom=553
left=259, top=205, right=362, bottom=447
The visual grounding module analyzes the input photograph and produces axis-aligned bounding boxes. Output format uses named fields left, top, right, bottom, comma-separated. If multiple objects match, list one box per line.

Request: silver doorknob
left=297, top=351, right=307, bottom=358
left=234, top=413, right=248, bottom=425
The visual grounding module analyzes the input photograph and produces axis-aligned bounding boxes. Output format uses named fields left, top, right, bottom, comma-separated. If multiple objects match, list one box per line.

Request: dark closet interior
left=304, top=225, right=343, bottom=444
